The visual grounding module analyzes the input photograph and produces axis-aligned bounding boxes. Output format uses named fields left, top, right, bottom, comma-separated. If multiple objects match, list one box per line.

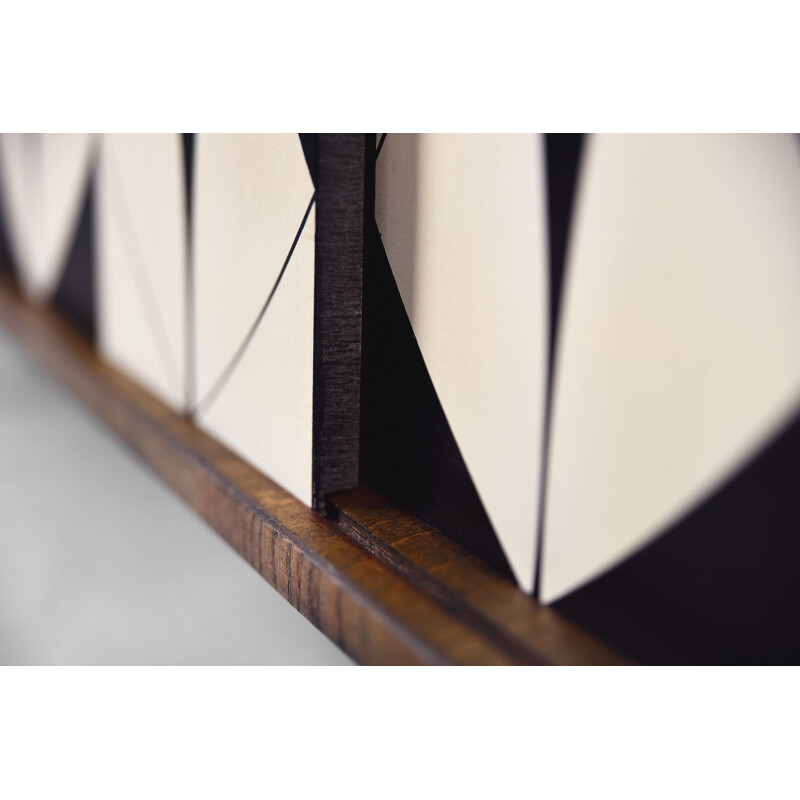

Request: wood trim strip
left=0, top=274, right=628, bottom=665
left=328, top=487, right=628, bottom=665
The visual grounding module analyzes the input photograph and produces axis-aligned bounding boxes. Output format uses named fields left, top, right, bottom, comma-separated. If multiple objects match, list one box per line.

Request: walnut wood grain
left=0, top=274, right=628, bottom=665
left=327, top=486, right=628, bottom=664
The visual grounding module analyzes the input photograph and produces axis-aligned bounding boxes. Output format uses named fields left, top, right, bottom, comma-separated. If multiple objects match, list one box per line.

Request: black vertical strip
left=182, top=133, right=195, bottom=413
left=545, top=133, right=585, bottom=367
left=555, top=412, right=800, bottom=664
left=365, top=135, right=377, bottom=230
left=311, top=134, right=365, bottom=510
left=299, top=134, right=319, bottom=189
left=182, top=133, right=195, bottom=225
left=534, top=133, right=586, bottom=594
left=0, top=177, right=16, bottom=277
left=53, top=179, right=96, bottom=340
left=0, top=144, right=17, bottom=277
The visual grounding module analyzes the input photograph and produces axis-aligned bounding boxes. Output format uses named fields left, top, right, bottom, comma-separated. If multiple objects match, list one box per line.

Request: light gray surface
left=0, top=325, right=352, bottom=665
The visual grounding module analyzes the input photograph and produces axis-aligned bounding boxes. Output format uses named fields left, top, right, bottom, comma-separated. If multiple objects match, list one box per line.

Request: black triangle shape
left=182, top=133, right=195, bottom=230
left=299, top=133, right=319, bottom=189
left=545, top=133, right=585, bottom=368
left=182, top=133, right=196, bottom=411
left=555, top=411, right=800, bottom=664
left=0, top=174, right=18, bottom=278
left=534, top=134, right=588, bottom=595
left=53, top=178, right=96, bottom=341
left=359, top=218, right=514, bottom=579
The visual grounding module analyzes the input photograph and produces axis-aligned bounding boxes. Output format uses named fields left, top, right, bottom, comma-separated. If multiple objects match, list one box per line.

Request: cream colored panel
left=0, top=133, right=94, bottom=300
left=376, top=134, right=549, bottom=592
left=542, top=134, right=800, bottom=603
left=0, top=135, right=40, bottom=286
left=193, top=134, right=315, bottom=506
left=96, top=134, right=187, bottom=411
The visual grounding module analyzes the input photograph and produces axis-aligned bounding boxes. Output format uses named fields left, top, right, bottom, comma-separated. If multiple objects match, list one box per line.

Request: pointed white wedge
left=541, top=134, right=800, bottom=603
left=376, top=134, right=549, bottom=592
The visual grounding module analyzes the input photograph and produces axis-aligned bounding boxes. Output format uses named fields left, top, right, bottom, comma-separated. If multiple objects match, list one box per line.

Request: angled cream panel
left=0, top=133, right=94, bottom=300
left=43, top=135, right=95, bottom=292
left=95, top=134, right=187, bottom=411
left=375, top=134, right=549, bottom=592
left=193, top=134, right=315, bottom=506
left=0, top=135, right=40, bottom=286
left=542, top=134, right=800, bottom=603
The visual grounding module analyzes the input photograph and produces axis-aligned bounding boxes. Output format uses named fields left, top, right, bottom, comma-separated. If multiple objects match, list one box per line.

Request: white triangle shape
left=541, top=134, right=800, bottom=603
left=376, top=134, right=549, bottom=591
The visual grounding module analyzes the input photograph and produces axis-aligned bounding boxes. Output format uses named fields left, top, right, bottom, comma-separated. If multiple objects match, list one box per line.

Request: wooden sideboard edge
left=0, top=275, right=522, bottom=664
left=0, top=274, right=629, bottom=665
left=328, top=487, right=630, bottom=665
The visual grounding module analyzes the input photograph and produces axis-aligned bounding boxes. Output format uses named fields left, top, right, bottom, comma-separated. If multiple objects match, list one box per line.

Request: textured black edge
left=311, top=134, right=367, bottom=511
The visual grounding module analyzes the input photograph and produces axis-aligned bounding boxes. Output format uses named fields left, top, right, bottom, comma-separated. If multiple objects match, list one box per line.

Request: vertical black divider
left=182, top=133, right=196, bottom=415
left=311, top=134, right=367, bottom=511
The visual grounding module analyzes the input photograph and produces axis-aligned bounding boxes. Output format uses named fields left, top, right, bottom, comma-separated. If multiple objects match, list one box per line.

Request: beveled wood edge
left=0, top=273, right=628, bottom=665
left=327, top=487, right=629, bottom=665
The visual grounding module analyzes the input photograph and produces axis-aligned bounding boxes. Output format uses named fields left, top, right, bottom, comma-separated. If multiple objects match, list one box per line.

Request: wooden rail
left=0, top=274, right=627, bottom=665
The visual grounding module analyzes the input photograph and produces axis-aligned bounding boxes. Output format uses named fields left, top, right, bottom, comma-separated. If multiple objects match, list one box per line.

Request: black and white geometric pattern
left=1, top=132, right=798, bottom=662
